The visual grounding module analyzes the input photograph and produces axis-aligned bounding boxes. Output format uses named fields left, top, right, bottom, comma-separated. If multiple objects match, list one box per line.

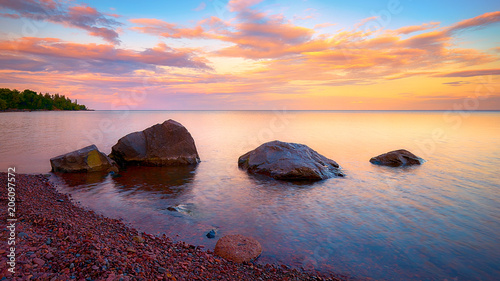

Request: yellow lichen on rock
left=86, top=150, right=103, bottom=169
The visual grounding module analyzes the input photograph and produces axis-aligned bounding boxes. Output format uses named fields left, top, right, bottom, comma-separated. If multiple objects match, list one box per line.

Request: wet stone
left=206, top=229, right=217, bottom=239
left=33, top=258, right=45, bottom=266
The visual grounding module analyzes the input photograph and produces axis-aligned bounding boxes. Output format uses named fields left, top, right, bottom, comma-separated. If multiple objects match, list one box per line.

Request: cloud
left=354, top=16, right=378, bottom=29
left=228, top=0, right=263, bottom=12
left=0, top=12, right=20, bottom=19
left=433, top=69, right=500, bottom=77
left=448, top=11, right=500, bottom=33
left=217, top=10, right=500, bottom=87
left=0, top=53, right=47, bottom=71
left=130, top=18, right=206, bottom=39
left=0, top=37, right=211, bottom=74
left=385, top=71, right=437, bottom=80
left=442, top=81, right=471, bottom=86
left=293, top=8, right=318, bottom=21
left=3, top=3, right=500, bottom=109
left=211, top=10, right=498, bottom=84
left=215, top=14, right=316, bottom=58
left=130, top=11, right=317, bottom=59
left=0, top=0, right=122, bottom=44
left=391, top=22, right=440, bottom=35
left=130, top=6, right=499, bottom=75
left=400, top=30, right=450, bottom=51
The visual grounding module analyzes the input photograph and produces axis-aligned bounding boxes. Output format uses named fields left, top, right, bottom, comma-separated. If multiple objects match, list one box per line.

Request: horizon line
left=85, top=109, right=500, bottom=112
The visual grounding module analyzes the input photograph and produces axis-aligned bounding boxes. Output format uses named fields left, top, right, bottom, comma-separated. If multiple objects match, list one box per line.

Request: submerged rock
left=214, top=234, right=262, bottom=263
left=370, top=149, right=424, bottom=167
left=238, top=140, right=344, bottom=181
left=50, top=144, right=118, bottom=173
left=166, top=203, right=196, bottom=215
left=109, top=119, right=200, bottom=166
left=206, top=229, right=217, bottom=239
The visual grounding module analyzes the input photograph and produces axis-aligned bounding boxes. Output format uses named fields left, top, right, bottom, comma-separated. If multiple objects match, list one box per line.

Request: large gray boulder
left=109, top=120, right=200, bottom=166
left=238, top=140, right=344, bottom=181
left=370, top=149, right=424, bottom=167
left=50, top=145, right=118, bottom=173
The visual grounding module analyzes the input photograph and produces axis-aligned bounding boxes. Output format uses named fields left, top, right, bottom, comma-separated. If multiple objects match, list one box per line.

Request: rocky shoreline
left=0, top=173, right=351, bottom=281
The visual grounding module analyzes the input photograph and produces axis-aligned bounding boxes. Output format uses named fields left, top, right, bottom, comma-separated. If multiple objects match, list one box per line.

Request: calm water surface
left=1, top=111, right=499, bottom=280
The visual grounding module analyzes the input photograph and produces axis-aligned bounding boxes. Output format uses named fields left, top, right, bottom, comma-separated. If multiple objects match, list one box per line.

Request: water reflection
left=4, top=111, right=498, bottom=281
left=52, top=170, right=110, bottom=188
left=243, top=171, right=330, bottom=188
left=112, top=165, right=197, bottom=197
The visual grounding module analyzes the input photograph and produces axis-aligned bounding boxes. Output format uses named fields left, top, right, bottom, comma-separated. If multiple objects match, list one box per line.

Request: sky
left=0, top=0, right=499, bottom=110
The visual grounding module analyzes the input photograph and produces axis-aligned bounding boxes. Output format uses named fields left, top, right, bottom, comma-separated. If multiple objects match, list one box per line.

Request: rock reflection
left=243, top=172, right=325, bottom=188
left=52, top=171, right=110, bottom=188
left=112, top=165, right=197, bottom=197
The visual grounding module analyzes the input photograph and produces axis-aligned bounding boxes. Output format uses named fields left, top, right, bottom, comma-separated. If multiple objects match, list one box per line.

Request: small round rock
left=214, top=234, right=262, bottom=263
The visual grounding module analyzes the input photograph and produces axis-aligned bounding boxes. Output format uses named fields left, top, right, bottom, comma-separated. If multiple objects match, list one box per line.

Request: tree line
left=0, top=88, right=88, bottom=111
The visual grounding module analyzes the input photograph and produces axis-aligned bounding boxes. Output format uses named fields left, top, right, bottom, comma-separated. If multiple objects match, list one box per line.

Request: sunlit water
left=1, top=111, right=499, bottom=280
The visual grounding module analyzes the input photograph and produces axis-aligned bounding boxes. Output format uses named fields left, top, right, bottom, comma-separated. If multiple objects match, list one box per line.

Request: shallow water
left=1, top=110, right=499, bottom=280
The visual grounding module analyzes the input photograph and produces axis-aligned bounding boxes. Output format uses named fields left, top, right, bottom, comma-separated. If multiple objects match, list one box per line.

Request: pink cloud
left=0, top=12, right=20, bottom=19
left=228, top=0, right=263, bottom=12
left=449, top=11, right=500, bottom=33
left=0, top=0, right=122, bottom=44
left=0, top=37, right=211, bottom=73
left=400, top=30, right=450, bottom=50
left=130, top=18, right=206, bottom=39
left=392, top=22, right=440, bottom=35
left=130, top=11, right=316, bottom=59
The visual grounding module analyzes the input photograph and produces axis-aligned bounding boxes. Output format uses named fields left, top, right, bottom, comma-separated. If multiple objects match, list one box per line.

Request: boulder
left=238, top=140, right=344, bottom=181
left=109, top=120, right=200, bottom=166
left=369, top=149, right=424, bottom=167
left=214, top=234, right=262, bottom=263
left=50, top=145, right=118, bottom=173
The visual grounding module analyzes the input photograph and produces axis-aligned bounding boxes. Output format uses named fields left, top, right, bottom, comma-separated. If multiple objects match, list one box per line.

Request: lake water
left=1, top=110, right=499, bottom=280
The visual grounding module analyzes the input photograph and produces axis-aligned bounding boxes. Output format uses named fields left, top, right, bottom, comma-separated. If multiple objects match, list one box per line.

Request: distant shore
left=1, top=109, right=93, bottom=112
left=0, top=173, right=349, bottom=280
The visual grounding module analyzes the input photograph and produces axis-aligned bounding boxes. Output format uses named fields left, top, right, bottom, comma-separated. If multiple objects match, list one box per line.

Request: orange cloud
left=0, top=37, right=211, bottom=73
left=130, top=10, right=317, bottom=59
left=127, top=9, right=499, bottom=93
left=391, top=22, right=440, bottom=35
left=449, top=11, right=500, bottom=33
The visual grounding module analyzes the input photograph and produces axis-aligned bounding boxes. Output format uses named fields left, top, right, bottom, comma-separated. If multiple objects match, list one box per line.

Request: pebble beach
left=0, top=173, right=350, bottom=281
